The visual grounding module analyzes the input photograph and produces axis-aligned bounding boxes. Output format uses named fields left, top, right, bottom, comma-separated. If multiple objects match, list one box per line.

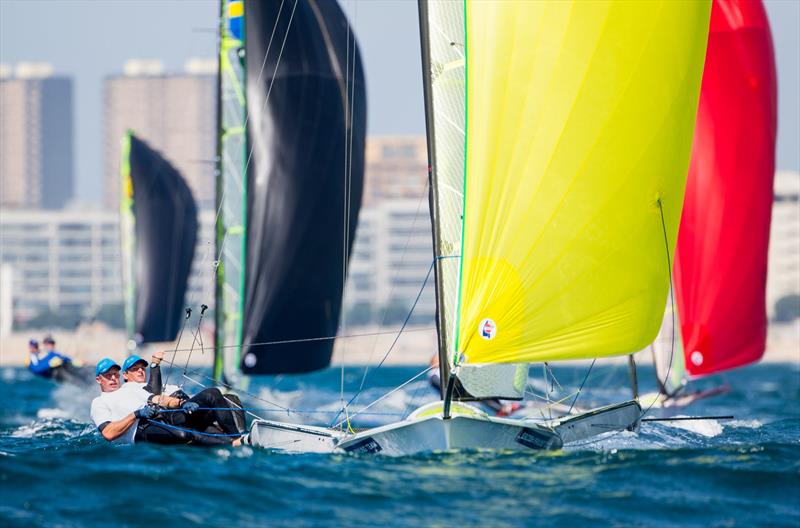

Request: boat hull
left=248, top=419, right=343, bottom=453
left=336, top=413, right=562, bottom=455
left=246, top=400, right=642, bottom=455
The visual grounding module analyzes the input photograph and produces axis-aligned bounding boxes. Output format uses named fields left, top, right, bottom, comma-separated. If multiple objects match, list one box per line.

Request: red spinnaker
left=675, top=0, right=777, bottom=377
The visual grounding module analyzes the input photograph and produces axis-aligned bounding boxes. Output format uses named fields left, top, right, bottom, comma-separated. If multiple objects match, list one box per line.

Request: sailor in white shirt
left=90, top=356, right=248, bottom=446
left=89, top=358, right=156, bottom=444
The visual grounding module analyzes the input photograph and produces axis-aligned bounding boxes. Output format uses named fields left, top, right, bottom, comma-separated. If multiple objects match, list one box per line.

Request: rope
left=144, top=419, right=242, bottom=438
left=162, top=308, right=192, bottom=391
left=182, top=305, right=209, bottom=375
left=160, top=326, right=436, bottom=355
left=155, top=407, right=402, bottom=417
left=566, top=359, right=596, bottom=415
left=330, top=260, right=436, bottom=427
left=332, top=366, right=434, bottom=430
left=566, top=198, right=679, bottom=448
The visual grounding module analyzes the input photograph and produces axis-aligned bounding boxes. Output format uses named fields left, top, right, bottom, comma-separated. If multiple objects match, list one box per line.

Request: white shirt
left=90, top=382, right=151, bottom=444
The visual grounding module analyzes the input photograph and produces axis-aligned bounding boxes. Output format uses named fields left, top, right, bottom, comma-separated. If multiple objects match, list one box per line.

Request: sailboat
left=644, top=0, right=777, bottom=409
left=213, top=0, right=366, bottom=382
left=119, top=131, right=198, bottom=352
left=246, top=0, right=712, bottom=454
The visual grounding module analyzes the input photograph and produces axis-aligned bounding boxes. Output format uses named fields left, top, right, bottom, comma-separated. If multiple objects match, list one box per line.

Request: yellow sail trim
left=457, top=0, right=711, bottom=364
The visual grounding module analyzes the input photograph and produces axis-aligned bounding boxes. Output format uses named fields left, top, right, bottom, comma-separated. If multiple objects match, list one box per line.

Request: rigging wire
left=330, top=259, right=437, bottom=427
left=160, top=326, right=436, bottom=354
left=567, top=198, right=679, bottom=449
left=162, top=308, right=192, bottom=392
left=332, top=366, right=434, bottom=429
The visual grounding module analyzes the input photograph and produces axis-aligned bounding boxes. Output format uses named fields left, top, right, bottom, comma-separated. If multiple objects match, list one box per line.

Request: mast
left=417, top=0, right=449, bottom=398
left=213, top=0, right=247, bottom=383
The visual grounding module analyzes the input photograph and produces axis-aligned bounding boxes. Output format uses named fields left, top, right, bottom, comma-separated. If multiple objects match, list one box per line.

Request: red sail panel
left=675, top=0, right=777, bottom=377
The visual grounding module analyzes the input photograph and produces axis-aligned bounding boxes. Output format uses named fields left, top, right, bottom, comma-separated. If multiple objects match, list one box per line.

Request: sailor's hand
left=48, top=357, right=63, bottom=369
left=150, top=351, right=163, bottom=365
left=134, top=405, right=156, bottom=420
left=181, top=401, right=200, bottom=414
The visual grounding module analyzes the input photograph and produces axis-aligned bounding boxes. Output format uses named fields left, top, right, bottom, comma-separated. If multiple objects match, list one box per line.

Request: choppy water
left=1, top=363, right=798, bottom=527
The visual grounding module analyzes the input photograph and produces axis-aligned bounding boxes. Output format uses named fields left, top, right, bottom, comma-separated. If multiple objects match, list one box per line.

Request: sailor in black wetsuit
left=90, top=354, right=247, bottom=447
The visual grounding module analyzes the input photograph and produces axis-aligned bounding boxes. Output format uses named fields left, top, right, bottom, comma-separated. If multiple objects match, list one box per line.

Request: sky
left=0, top=0, right=798, bottom=206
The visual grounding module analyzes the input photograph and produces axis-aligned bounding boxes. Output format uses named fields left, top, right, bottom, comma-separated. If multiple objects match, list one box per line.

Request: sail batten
left=456, top=0, right=712, bottom=365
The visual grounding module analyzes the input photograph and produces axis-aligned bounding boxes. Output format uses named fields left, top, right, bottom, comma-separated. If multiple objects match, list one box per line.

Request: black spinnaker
left=120, top=131, right=198, bottom=346
left=214, top=0, right=366, bottom=378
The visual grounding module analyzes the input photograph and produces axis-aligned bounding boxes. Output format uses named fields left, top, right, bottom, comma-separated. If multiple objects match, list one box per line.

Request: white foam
left=726, top=419, right=762, bottom=429
left=662, top=418, right=723, bottom=437
left=36, top=408, right=71, bottom=419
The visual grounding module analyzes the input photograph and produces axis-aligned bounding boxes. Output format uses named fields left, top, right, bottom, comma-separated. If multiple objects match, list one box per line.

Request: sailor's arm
left=97, top=414, right=138, bottom=441
left=148, top=393, right=184, bottom=408
left=144, top=351, right=164, bottom=394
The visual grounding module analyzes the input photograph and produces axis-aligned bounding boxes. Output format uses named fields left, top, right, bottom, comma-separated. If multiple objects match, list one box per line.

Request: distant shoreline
left=1, top=321, right=797, bottom=368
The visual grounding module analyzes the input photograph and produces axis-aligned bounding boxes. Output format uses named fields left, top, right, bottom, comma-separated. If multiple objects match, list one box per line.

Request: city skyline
left=1, top=0, right=798, bottom=208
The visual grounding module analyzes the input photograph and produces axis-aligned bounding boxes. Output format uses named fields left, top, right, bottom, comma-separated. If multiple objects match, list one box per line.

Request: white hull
left=247, top=399, right=641, bottom=456
left=248, top=419, right=344, bottom=453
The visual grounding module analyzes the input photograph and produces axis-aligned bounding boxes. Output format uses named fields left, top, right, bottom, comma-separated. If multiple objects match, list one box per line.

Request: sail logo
left=479, top=319, right=496, bottom=340
left=690, top=351, right=704, bottom=366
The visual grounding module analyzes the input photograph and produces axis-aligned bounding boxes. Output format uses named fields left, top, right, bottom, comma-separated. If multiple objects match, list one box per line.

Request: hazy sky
left=1, top=0, right=798, bottom=206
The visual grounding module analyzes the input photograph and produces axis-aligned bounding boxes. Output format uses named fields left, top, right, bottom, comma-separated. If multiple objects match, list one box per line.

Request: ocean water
left=1, top=362, right=798, bottom=527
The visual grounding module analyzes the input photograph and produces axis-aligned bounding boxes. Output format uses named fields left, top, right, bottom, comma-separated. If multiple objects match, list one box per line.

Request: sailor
left=90, top=357, right=248, bottom=447
left=27, top=338, right=71, bottom=379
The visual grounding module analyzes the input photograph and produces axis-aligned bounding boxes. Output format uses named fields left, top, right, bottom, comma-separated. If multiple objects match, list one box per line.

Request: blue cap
left=121, top=355, right=147, bottom=372
left=29, top=339, right=39, bottom=348
left=95, top=358, right=120, bottom=377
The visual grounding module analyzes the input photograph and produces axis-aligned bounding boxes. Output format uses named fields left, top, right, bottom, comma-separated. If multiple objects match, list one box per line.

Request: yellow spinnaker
left=456, top=0, right=711, bottom=364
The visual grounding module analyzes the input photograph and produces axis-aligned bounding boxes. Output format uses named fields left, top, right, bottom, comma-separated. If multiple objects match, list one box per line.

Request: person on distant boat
left=26, top=335, right=94, bottom=385
left=427, top=354, right=521, bottom=417
left=90, top=357, right=248, bottom=447
left=27, top=338, right=76, bottom=380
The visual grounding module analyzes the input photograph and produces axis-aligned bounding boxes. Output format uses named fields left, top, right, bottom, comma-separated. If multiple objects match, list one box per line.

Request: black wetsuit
left=133, top=365, right=246, bottom=446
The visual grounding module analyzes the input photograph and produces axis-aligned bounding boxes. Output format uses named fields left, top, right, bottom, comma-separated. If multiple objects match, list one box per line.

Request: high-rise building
left=767, top=170, right=800, bottom=316
left=103, top=59, right=216, bottom=210
left=0, top=63, right=74, bottom=210
left=345, top=199, right=436, bottom=325
left=363, top=136, right=428, bottom=206
left=0, top=208, right=216, bottom=324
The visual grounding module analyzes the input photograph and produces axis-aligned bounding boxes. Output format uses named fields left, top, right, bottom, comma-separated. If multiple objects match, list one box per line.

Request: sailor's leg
left=134, top=420, right=191, bottom=445
left=187, top=388, right=246, bottom=434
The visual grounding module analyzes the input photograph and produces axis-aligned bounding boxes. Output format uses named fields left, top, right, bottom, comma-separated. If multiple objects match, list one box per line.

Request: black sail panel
left=128, top=134, right=198, bottom=343
left=241, top=0, right=366, bottom=374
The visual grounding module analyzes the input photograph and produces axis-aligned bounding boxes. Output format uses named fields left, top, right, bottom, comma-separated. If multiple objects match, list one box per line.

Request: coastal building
left=0, top=209, right=215, bottom=325
left=363, top=136, right=428, bottom=206
left=103, top=59, right=216, bottom=210
left=0, top=63, right=74, bottom=210
left=767, top=170, right=800, bottom=317
left=345, top=198, right=436, bottom=325
left=343, top=136, right=434, bottom=325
